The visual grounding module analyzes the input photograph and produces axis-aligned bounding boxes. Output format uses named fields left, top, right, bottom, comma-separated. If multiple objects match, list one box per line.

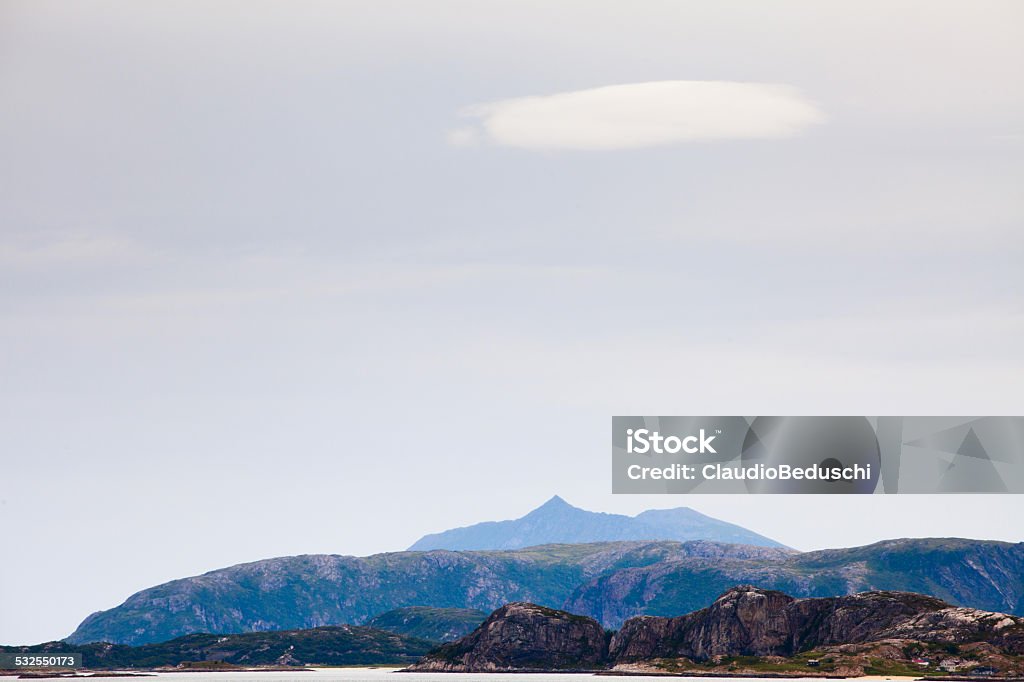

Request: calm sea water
left=79, top=670, right=813, bottom=682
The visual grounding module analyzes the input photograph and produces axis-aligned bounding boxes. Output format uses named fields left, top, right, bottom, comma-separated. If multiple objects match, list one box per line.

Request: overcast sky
left=1, top=0, right=1023, bottom=646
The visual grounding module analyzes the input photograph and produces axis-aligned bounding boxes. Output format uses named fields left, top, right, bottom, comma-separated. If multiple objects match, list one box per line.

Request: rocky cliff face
left=408, top=602, right=607, bottom=671
left=610, top=585, right=801, bottom=660
left=610, top=585, right=1024, bottom=661
left=408, top=588, right=1024, bottom=673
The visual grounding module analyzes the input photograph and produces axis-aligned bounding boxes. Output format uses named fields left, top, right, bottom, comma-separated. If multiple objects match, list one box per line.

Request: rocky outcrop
left=877, top=606, right=1024, bottom=654
left=611, top=585, right=800, bottom=660
left=407, top=602, right=608, bottom=671
left=610, top=586, right=1024, bottom=661
left=406, top=588, right=1024, bottom=673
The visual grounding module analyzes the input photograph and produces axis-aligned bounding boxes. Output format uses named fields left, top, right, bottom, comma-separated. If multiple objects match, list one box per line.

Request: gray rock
left=408, top=602, right=607, bottom=671
left=610, top=586, right=1024, bottom=661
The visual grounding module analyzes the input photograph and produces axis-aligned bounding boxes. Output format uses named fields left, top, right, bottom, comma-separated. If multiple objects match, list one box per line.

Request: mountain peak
left=535, top=495, right=573, bottom=511
left=407, top=497, right=786, bottom=551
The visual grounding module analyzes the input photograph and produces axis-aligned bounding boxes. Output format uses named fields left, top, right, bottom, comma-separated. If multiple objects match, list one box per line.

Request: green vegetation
left=66, top=538, right=1024, bottom=645
left=1, top=625, right=435, bottom=669
left=365, top=606, right=487, bottom=642
left=653, top=651, right=846, bottom=675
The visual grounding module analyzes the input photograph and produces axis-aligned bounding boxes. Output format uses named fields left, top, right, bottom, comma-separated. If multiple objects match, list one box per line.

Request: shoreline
left=4, top=668, right=1022, bottom=682
left=596, top=672, right=853, bottom=679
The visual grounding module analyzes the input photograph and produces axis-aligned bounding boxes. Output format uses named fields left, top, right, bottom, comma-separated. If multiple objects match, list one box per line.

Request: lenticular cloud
left=452, top=81, right=825, bottom=151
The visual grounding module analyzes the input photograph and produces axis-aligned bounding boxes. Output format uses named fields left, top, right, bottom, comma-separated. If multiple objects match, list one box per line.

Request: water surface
left=83, top=670, right=818, bottom=682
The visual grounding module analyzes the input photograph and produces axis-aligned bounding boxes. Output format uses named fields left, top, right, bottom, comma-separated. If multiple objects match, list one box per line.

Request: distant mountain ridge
left=408, top=495, right=787, bottom=550
left=66, top=537, right=1024, bottom=646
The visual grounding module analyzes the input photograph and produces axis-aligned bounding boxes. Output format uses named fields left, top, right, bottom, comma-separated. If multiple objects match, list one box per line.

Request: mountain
left=408, top=588, right=1024, bottom=675
left=565, top=537, right=1024, bottom=627
left=410, top=602, right=608, bottom=672
left=68, top=542, right=742, bottom=645
left=609, top=585, right=1024, bottom=660
left=66, top=538, right=1024, bottom=645
left=408, top=495, right=787, bottom=550
left=3, top=625, right=434, bottom=669
left=365, top=607, right=488, bottom=642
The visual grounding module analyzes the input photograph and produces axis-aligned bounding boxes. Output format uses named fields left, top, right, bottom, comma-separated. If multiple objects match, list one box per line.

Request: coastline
left=5, top=668, right=1024, bottom=682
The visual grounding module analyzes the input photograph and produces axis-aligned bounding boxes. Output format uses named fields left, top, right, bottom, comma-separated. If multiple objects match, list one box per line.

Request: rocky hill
left=410, top=602, right=608, bottom=672
left=408, top=588, right=1024, bottom=675
left=365, top=606, right=487, bottom=642
left=408, top=495, right=787, bottom=551
left=2, top=625, right=434, bottom=669
left=610, top=586, right=1024, bottom=660
left=66, top=538, right=1024, bottom=646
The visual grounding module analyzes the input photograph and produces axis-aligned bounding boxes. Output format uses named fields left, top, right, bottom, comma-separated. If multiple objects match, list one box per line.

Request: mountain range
left=407, top=495, right=787, bottom=550
left=19, top=587, right=1024, bottom=675
left=67, top=536, right=1024, bottom=646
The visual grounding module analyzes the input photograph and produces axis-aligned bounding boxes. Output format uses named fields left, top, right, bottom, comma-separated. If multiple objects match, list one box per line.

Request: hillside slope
left=67, top=538, right=1024, bottom=645
left=566, top=538, right=1024, bottom=626
left=366, top=606, right=488, bottom=642
left=4, top=625, right=434, bottom=668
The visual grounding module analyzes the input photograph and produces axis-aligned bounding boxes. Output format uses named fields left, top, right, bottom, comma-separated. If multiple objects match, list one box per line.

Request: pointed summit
left=522, top=495, right=585, bottom=522
left=407, top=496, right=787, bottom=551
left=534, top=495, right=573, bottom=512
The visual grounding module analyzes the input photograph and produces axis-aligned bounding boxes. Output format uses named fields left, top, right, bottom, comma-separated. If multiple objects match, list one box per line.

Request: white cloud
left=446, top=127, right=480, bottom=147
left=453, top=81, right=825, bottom=150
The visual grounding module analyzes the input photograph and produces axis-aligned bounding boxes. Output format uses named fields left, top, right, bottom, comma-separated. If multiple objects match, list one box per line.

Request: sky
left=1, top=0, right=1023, bottom=646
